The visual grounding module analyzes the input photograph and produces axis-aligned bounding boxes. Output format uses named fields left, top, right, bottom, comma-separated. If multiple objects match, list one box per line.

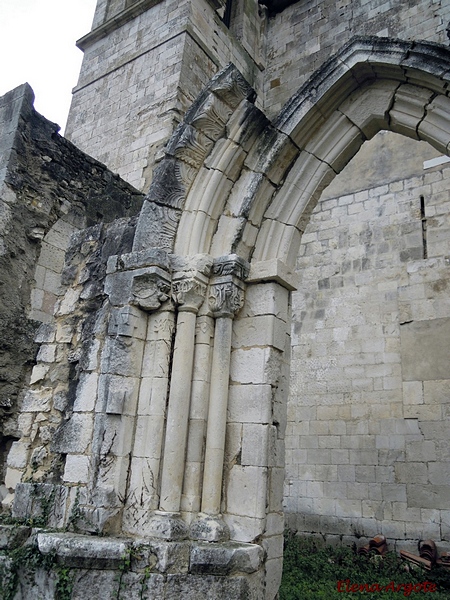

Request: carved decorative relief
left=172, top=125, right=214, bottom=168
left=208, top=254, right=250, bottom=318
left=172, top=275, right=208, bottom=312
left=108, top=305, right=143, bottom=337
left=210, top=68, right=255, bottom=109
left=209, top=281, right=245, bottom=317
left=130, top=269, right=171, bottom=312
left=191, top=96, right=233, bottom=141
left=153, top=315, right=175, bottom=335
left=211, top=254, right=250, bottom=280
left=174, top=160, right=198, bottom=190
left=133, top=201, right=181, bottom=252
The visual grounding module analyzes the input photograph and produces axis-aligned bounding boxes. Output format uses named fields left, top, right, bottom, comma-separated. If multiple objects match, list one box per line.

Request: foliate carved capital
left=209, top=280, right=245, bottom=318
left=172, top=273, right=208, bottom=313
left=130, top=267, right=172, bottom=312
left=209, top=255, right=249, bottom=318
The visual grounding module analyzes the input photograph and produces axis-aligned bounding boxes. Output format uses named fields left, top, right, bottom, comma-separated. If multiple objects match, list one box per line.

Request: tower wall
left=65, top=0, right=265, bottom=190
left=264, top=0, right=450, bottom=115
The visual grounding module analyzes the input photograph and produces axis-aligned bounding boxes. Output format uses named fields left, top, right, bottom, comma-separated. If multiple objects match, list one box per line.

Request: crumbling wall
left=0, top=84, right=144, bottom=500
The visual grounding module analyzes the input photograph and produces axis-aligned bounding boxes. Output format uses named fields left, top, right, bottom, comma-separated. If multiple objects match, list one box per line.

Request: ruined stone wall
left=286, top=131, right=450, bottom=548
left=0, top=84, right=144, bottom=501
left=65, top=0, right=265, bottom=191
left=264, top=0, right=450, bottom=115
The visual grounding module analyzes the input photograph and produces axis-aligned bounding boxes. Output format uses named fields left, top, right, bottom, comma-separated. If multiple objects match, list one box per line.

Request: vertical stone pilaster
left=122, top=283, right=174, bottom=534
left=76, top=250, right=172, bottom=534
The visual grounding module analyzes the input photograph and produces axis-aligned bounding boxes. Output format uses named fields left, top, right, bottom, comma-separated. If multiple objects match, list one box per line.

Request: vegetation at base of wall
left=279, top=533, right=450, bottom=599
left=0, top=540, right=74, bottom=600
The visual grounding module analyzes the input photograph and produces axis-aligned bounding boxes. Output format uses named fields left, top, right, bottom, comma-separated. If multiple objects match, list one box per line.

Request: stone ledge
left=37, top=532, right=129, bottom=569
left=36, top=531, right=264, bottom=576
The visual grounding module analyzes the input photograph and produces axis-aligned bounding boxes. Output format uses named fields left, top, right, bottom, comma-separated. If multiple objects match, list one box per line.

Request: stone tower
left=65, top=0, right=265, bottom=191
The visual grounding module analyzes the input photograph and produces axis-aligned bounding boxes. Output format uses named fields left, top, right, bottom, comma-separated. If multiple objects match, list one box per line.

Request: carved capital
left=209, top=255, right=249, bottom=318
left=172, top=273, right=208, bottom=313
left=209, top=280, right=245, bottom=318
left=130, top=267, right=172, bottom=312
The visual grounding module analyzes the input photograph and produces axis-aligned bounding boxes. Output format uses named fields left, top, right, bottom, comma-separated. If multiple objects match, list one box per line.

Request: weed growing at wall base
left=279, top=533, right=450, bottom=599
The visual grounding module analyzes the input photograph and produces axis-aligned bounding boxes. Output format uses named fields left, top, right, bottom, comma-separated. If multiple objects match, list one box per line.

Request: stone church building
left=0, top=0, right=450, bottom=597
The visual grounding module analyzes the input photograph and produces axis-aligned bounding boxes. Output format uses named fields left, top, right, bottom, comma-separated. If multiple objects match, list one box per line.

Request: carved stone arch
left=245, top=36, right=450, bottom=266
left=138, top=37, right=450, bottom=264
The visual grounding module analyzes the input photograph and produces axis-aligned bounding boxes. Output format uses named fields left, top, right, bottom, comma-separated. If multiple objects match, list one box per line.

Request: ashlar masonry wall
left=264, top=0, right=450, bottom=116
left=286, top=130, right=450, bottom=548
left=65, top=0, right=265, bottom=191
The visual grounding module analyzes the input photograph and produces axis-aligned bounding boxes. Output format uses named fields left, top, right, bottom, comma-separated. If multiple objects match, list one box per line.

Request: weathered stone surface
left=400, top=318, right=450, bottom=381
left=190, top=542, right=264, bottom=575
left=38, top=532, right=129, bottom=569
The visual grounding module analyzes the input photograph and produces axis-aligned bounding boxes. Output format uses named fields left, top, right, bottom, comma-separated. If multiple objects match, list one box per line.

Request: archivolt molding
left=134, top=37, right=450, bottom=274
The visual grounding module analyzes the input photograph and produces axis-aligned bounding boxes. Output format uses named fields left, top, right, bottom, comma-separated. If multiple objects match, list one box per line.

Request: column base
left=147, top=511, right=189, bottom=540
left=190, top=513, right=230, bottom=542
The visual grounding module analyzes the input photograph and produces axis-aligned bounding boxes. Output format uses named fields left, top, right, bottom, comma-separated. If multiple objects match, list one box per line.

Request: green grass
left=279, top=533, right=450, bottom=599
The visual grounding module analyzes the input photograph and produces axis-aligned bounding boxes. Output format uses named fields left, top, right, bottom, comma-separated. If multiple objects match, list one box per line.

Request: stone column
left=191, top=255, right=249, bottom=541
left=151, top=263, right=210, bottom=538
left=181, top=311, right=215, bottom=517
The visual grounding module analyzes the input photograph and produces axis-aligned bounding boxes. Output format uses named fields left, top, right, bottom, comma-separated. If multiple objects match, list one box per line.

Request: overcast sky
left=0, top=0, right=97, bottom=133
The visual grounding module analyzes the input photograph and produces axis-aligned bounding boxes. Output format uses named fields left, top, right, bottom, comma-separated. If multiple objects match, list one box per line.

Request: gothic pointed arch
left=133, top=37, right=450, bottom=265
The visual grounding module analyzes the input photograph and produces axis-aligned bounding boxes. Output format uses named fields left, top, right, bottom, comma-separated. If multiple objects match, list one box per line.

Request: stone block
left=0, top=524, right=31, bottom=550
left=265, top=557, right=283, bottom=600
left=241, top=424, right=269, bottom=467
left=36, top=344, right=56, bottom=363
left=232, top=315, right=287, bottom=351
left=38, top=532, right=128, bottom=569
left=227, top=384, right=272, bottom=424
left=34, top=323, right=56, bottom=343
left=424, top=380, right=450, bottom=404
left=226, top=465, right=267, bottom=519
left=190, top=541, right=263, bottom=575
left=4, top=468, right=23, bottom=490
left=55, top=287, right=82, bottom=316
left=400, top=318, right=450, bottom=381
left=403, top=380, right=423, bottom=405
left=73, top=372, right=99, bottom=412
left=407, top=484, right=450, bottom=509
left=22, top=387, right=52, bottom=412
left=394, top=462, right=428, bottom=484
left=29, top=364, right=49, bottom=385
left=12, top=483, right=68, bottom=527
left=230, top=347, right=282, bottom=386
left=429, top=462, right=450, bottom=485
left=101, top=336, right=145, bottom=377
left=419, top=95, right=450, bottom=153
left=63, top=455, right=90, bottom=483
left=165, top=572, right=263, bottom=599
left=51, top=413, right=93, bottom=454
left=390, top=84, right=433, bottom=139
left=223, top=514, right=266, bottom=544
left=339, top=81, right=397, bottom=139
left=6, top=441, right=30, bottom=469
left=108, top=305, right=147, bottom=339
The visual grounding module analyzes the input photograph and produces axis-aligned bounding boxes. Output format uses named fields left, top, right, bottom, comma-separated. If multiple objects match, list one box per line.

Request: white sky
left=0, top=0, right=97, bottom=134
